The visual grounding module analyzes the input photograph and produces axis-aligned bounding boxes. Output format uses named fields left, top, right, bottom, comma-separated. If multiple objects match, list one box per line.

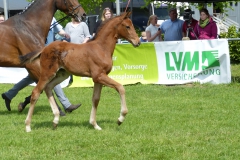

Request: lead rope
left=124, top=0, right=132, bottom=12
left=50, top=3, right=82, bottom=30
left=49, top=16, right=70, bottom=30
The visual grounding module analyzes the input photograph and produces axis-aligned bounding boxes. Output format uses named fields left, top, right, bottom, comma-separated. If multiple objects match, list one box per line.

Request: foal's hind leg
left=25, top=70, right=58, bottom=132
left=90, top=83, right=103, bottom=130
left=25, top=79, right=49, bottom=132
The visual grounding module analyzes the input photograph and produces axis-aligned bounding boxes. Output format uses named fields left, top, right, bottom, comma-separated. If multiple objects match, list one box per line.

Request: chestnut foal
left=20, top=11, right=140, bottom=132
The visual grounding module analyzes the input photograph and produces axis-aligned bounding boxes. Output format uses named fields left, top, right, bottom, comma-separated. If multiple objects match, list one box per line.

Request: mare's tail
left=19, top=50, right=42, bottom=65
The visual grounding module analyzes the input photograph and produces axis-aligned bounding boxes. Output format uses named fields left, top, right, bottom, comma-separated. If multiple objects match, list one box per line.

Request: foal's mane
left=18, top=0, right=36, bottom=15
left=89, top=14, right=124, bottom=42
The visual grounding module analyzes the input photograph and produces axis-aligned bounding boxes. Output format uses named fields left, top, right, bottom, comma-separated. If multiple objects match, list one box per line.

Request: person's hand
left=156, top=28, right=161, bottom=35
left=64, top=33, right=70, bottom=39
left=182, top=37, right=190, bottom=41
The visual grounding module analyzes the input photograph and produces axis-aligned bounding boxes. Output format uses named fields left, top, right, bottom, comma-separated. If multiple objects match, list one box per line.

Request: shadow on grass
left=33, top=119, right=114, bottom=130
left=0, top=110, right=20, bottom=115
left=20, top=105, right=53, bottom=114
left=0, top=104, right=61, bottom=116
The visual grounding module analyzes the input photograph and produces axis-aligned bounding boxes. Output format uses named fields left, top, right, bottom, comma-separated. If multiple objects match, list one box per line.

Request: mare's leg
left=93, top=75, right=128, bottom=128
left=89, top=83, right=103, bottom=130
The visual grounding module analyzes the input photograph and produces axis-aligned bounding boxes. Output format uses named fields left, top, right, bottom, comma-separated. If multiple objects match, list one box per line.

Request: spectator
left=193, top=8, right=218, bottom=39
left=0, top=12, right=4, bottom=23
left=145, top=15, right=162, bottom=42
left=139, top=31, right=147, bottom=42
left=65, top=17, right=91, bottom=44
left=182, top=9, right=198, bottom=40
left=160, top=8, right=184, bottom=41
left=92, top=7, right=113, bottom=36
left=64, top=17, right=91, bottom=84
left=1, top=17, right=81, bottom=116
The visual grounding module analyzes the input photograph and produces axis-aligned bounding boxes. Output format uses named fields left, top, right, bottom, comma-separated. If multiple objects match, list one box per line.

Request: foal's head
left=56, top=0, right=86, bottom=21
left=116, top=12, right=141, bottom=47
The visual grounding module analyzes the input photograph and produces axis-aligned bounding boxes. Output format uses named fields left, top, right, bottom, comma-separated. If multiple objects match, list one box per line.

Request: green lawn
left=0, top=65, right=240, bottom=159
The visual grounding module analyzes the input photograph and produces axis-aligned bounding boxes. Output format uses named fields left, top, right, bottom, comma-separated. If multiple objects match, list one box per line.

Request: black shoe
left=65, top=104, right=81, bottom=113
left=2, top=93, right=11, bottom=111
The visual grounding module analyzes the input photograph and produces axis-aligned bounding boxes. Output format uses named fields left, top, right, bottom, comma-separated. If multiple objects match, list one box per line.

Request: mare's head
left=56, top=0, right=86, bottom=21
left=116, top=11, right=140, bottom=47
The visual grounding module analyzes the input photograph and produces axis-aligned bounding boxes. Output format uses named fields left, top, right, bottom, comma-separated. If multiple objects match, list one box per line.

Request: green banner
left=70, top=43, right=158, bottom=87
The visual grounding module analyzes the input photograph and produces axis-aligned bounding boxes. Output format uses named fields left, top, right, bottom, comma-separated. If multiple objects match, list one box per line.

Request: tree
left=26, top=0, right=240, bottom=27
left=144, top=0, right=240, bottom=14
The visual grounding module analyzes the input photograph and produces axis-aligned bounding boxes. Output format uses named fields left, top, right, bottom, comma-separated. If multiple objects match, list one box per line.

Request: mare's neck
left=20, top=0, right=56, bottom=38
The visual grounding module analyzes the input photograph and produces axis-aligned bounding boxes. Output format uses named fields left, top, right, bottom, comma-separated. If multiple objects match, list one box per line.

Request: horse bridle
left=50, top=0, right=85, bottom=30
left=64, top=0, right=84, bottom=21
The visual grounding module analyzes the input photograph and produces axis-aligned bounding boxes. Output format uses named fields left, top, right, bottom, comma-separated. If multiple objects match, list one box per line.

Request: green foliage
left=220, top=26, right=240, bottom=63
left=78, top=0, right=114, bottom=14
left=54, top=10, right=71, bottom=27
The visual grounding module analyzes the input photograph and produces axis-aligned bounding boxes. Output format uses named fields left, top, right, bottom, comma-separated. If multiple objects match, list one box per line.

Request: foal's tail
left=19, top=50, right=42, bottom=65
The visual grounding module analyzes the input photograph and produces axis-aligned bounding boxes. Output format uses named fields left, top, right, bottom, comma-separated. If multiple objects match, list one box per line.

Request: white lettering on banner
left=112, top=66, right=122, bottom=72
left=81, top=77, right=91, bottom=80
left=112, top=56, right=117, bottom=61
left=109, top=74, right=144, bottom=80
left=123, top=64, right=148, bottom=71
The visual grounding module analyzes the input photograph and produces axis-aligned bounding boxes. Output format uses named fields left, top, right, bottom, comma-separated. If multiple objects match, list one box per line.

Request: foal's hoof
left=26, top=126, right=31, bottom=132
left=52, top=122, right=58, bottom=130
left=117, top=119, right=122, bottom=126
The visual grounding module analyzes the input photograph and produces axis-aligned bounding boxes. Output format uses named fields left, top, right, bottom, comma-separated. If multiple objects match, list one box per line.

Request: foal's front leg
left=94, top=75, right=128, bottom=127
left=90, top=83, right=103, bottom=130
left=45, top=72, right=70, bottom=129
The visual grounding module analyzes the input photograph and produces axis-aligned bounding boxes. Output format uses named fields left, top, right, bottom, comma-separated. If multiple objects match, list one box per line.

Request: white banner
left=155, top=39, right=231, bottom=84
left=0, top=39, right=231, bottom=87
left=0, top=67, right=70, bottom=88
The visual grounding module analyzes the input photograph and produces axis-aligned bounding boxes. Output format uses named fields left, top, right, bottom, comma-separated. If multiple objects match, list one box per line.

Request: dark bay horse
left=20, top=11, right=140, bottom=132
left=0, top=0, right=86, bottom=81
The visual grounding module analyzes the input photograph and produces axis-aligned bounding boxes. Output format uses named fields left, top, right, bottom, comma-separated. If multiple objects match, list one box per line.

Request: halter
left=50, top=0, right=84, bottom=30
left=64, top=0, right=82, bottom=18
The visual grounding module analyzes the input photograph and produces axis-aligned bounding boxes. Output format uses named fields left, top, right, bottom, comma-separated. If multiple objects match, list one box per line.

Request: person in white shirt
left=145, top=15, right=162, bottom=42
left=65, top=17, right=91, bottom=44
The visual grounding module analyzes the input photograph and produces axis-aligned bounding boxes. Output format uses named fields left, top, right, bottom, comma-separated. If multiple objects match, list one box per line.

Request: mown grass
left=0, top=65, right=240, bottom=159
